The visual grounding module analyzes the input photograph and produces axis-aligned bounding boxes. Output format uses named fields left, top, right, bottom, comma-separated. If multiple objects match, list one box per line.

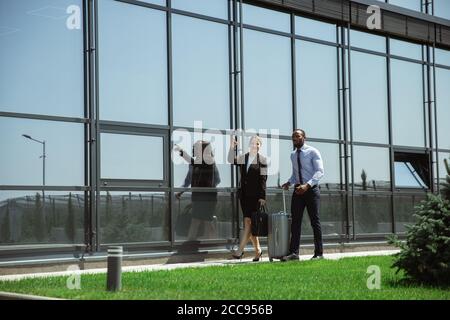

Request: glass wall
left=0, top=0, right=84, bottom=118
left=390, top=59, right=425, bottom=147
left=2, top=0, right=450, bottom=252
left=98, top=0, right=167, bottom=125
left=350, top=52, right=389, bottom=144
left=243, top=29, right=292, bottom=135
left=172, top=14, right=229, bottom=130
left=296, top=40, right=339, bottom=140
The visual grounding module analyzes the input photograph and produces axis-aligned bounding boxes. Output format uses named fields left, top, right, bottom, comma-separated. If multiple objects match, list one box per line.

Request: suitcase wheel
left=269, top=258, right=273, bottom=262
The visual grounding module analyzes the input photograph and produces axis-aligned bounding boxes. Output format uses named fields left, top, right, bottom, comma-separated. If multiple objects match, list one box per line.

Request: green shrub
left=388, top=194, right=450, bottom=285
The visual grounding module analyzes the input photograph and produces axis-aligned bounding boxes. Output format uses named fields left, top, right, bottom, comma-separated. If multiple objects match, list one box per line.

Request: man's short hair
left=293, top=129, right=306, bottom=138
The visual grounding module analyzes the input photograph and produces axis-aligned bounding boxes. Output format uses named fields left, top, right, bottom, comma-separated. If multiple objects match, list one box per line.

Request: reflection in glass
left=352, top=146, right=391, bottom=191
left=295, top=16, right=336, bottom=42
left=100, top=133, right=164, bottom=180
left=313, top=142, right=341, bottom=190
left=296, top=40, right=339, bottom=140
left=390, top=39, right=422, bottom=61
left=0, top=0, right=83, bottom=117
left=391, top=59, right=424, bottom=147
left=174, top=192, right=233, bottom=241
left=242, top=3, right=290, bottom=33
left=98, top=0, right=167, bottom=125
left=436, top=68, right=450, bottom=150
left=172, top=15, right=229, bottom=129
left=394, top=194, right=426, bottom=232
left=243, top=29, right=292, bottom=135
left=172, top=131, right=231, bottom=187
left=0, top=191, right=84, bottom=245
left=99, top=192, right=169, bottom=244
left=354, top=195, right=392, bottom=234
left=351, top=52, right=389, bottom=144
left=299, top=193, right=345, bottom=236
left=172, top=0, right=227, bottom=20
left=0, top=117, right=84, bottom=186
left=350, top=30, right=386, bottom=52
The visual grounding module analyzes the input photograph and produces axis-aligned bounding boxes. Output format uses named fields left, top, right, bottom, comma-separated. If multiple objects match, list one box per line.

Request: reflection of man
left=281, top=129, right=325, bottom=261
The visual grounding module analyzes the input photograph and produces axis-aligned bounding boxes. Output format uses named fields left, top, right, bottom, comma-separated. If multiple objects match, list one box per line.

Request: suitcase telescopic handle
left=282, top=189, right=287, bottom=214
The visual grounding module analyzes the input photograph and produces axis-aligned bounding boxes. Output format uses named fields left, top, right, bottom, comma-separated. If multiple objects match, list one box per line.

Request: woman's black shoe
left=252, top=250, right=263, bottom=262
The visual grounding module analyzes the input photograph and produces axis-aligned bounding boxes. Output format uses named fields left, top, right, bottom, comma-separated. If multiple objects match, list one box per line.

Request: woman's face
left=249, top=138, right=261, bottom=153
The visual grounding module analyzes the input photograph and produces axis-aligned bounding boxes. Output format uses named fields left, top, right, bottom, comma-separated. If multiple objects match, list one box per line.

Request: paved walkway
left=0, top=250, right=399, bottom=282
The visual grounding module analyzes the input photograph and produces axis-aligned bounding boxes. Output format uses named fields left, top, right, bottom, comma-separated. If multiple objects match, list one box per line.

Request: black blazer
left=234, top=153, right=267, bottom=200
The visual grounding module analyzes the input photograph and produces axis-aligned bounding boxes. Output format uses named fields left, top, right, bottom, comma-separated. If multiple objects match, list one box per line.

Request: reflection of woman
left=228, top=135, right=267, bottom=261
left=175, top=140, right=221, bottom=240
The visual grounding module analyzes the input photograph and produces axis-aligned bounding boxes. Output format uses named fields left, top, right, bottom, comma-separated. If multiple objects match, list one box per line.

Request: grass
left=0, top=255, right=448, bottom=300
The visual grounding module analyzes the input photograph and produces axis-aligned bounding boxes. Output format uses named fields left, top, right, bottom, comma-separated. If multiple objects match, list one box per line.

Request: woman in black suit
left=228, top=135, right=267, bottom=261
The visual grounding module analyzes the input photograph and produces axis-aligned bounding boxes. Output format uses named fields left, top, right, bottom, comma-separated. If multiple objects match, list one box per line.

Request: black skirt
left=240, top=196, right=259, bottom=219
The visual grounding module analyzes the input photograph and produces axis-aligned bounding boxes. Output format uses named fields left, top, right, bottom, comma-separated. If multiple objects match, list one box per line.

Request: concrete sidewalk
left=0, top=249, right=400, bottom=282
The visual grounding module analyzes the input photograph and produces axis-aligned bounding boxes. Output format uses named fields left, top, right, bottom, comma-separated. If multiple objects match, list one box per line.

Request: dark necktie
left=297, top=149, right=303, bottom=184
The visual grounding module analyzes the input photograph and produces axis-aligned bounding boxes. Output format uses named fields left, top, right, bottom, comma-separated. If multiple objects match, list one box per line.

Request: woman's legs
left=236, top=217, right=252, bottom=254
left=249, top=234, right=262, bottom=258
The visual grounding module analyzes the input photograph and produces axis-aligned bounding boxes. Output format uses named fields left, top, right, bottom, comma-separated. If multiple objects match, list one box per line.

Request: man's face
left=292, top=131, right=305, bottom=149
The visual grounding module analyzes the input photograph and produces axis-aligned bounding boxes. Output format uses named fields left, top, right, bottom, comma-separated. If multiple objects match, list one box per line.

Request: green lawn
left=0, top=255, right=448, bottom=300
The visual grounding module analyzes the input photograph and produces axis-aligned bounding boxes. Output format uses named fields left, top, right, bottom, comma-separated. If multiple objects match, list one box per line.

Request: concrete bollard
left=106, top=246, right=123, bottom=292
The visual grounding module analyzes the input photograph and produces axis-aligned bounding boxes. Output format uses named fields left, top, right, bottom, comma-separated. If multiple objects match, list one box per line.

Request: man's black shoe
left=311, top=255, right=324, bottom=260
left=281, top=253, right=299, bottom=262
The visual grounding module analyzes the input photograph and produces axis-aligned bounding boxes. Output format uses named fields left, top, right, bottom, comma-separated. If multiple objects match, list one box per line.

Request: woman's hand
left=175, top=192, right=184, bottom=200
left=230, top=135, right=238, bottom=149
left=258, top=199, right=266, bottom=207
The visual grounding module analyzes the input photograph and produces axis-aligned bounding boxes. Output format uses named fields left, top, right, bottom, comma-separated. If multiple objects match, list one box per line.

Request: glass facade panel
left=141, top=0, right=166, bottom=5
left=243, top=29, right=292, bottom=135
left=436, top=68, right=450, bottom=150
left=314, top=142, right=341, bottom=190
left=0, top=117, right=84, bottom=186
left=0, top=0, right=83, bottom=118
left=394, top=193, right=426, bottom=233
left=100, top=133, right=164, bottom=180
left=296, top=40, right=339, bottom=140
left=388, top=0, right=421, bottom=11
left=242, top=3, right=290, bottom=33
left=435, top=48, right=450, bottom=66
left=391, top=59, right=424, bottom=147
left=172, top=0, right=228, bottom=20
left=172, top=131, right=231, bottom=188
left=99, top=191, right=169, bottom=244
left=350, top=30, right=386, bottom=52
left=295, top=16, right=336, bottom=42
left=0, top=191, right=84, bottom=245
left=390, top=39, right=422, bottom=61
left=351, top=52, right=389, bottom=144
left=174, top=192, right=234, bottom=241
left=434, top=0, right=450, bottom=20
left=301, top=192, right=346, bottom=236
left=172, top=14, right=229, bottom=129
left=261, top=138, right=292, bottom=188
left=354, top=195, right=392, bottom=234
left=352, top=146, right=391, bottom=191
left=98, top=0, right=167, bottom=125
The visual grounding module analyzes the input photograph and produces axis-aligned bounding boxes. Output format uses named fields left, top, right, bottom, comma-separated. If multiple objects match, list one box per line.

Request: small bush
left=388, top=194, right=450, bottom=286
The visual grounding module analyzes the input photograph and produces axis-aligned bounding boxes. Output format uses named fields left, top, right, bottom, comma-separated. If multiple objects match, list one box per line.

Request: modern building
left=0, top=0, right=449, bottom=260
